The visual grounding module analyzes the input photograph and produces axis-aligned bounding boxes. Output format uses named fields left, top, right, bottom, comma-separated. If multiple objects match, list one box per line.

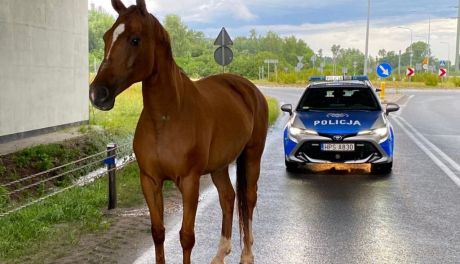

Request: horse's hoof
left=240, top=255, right=254, bottom=264
left=211, top=257, right=225, bottom=264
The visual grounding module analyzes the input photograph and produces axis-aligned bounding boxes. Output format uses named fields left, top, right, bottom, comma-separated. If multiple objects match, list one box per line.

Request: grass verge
left=0, top=163, right=142, bottom=262
left=267, top=97, right=279, bottom=125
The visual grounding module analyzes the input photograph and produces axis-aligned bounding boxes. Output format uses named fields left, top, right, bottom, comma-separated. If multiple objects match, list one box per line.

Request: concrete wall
left=0, top=0, right=88, bottom=140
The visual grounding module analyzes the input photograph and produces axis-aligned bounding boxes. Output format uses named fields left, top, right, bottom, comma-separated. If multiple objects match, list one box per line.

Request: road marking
left=392, top=117, right=460, bottom=188
left=396, top=116, right=460, bottom=173
left=393, top=95, right=414, bottom=116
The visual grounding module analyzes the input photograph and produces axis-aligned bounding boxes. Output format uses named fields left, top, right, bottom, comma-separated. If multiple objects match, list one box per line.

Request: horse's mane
left=149, top=14, right=173, bottom=61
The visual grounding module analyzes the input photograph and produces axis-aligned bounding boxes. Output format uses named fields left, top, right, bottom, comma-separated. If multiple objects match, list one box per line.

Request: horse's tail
left=236, top=150, right=248, bottom=245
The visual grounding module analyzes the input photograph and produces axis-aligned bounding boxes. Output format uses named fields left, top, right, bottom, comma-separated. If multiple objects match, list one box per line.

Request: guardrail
left=0, top=143, right=136, bottom=218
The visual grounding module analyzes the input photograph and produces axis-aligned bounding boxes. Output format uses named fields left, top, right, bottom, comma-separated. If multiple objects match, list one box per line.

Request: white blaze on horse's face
left=106, top=23, right=125, bottom=60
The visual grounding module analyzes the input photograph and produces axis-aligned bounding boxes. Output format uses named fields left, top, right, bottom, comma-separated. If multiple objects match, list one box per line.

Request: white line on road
left=392, top=117, right=460, bottom=188
left=396, top=116, right=460, bottom=173
left=393, top=95, right=414, bottom=116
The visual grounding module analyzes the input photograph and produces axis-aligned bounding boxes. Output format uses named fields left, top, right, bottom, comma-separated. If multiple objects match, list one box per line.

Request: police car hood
left=295, top=110, right=381, bottom=134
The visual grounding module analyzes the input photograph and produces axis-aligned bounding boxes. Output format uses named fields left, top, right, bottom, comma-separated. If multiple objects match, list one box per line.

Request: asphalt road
left=134, top=87, right=460, bottom=264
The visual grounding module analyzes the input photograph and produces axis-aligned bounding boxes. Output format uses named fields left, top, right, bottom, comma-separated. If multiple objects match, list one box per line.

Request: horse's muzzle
left=89, top=85, right=115, bottom=111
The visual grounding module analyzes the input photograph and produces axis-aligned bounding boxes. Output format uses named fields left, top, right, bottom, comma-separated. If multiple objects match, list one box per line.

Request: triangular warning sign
left=422, top=57, right=429, bottom=65
left=214, top=27, right=233, bottom=46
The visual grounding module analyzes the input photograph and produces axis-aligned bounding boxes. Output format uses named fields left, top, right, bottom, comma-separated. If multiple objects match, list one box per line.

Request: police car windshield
left=297, top=87, right=380, bottom=111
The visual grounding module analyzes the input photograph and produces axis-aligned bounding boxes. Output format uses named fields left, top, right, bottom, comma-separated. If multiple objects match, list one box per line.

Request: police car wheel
left=371, top=162, right=392, bottom=175
left=285, top=160, right=300, bottom=172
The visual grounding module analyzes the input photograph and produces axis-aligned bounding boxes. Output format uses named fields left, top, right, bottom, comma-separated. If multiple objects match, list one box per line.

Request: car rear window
left=297, top=87, right=381, bottom=111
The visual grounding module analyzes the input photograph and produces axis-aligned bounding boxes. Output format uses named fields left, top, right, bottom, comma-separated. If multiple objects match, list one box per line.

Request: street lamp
left=363, top=0, right=370, bottom=75
left=456, top=0, right=460, bottom=71
left=398, top=26, right=413, bottom=68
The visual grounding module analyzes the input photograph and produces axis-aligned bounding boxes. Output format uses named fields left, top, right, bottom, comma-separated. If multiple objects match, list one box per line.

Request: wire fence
left=0, top=143, right=136, bottom=218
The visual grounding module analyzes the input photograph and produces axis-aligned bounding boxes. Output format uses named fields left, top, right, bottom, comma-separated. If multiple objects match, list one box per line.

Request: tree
left=163, top=15, right=193, bottom=57
left=317, top=49, right=323, bottom=59
left=331, top=45, right=341, bottom=58
left=88, top=9, right=115, bottom=69
left=336, top=48, right=365, bottom=74
left=410, top=41, right=431, bottom=64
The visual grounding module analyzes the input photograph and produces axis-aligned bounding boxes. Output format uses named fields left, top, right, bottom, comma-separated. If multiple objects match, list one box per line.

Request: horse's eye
left=130, top=37, right=140, bottom=46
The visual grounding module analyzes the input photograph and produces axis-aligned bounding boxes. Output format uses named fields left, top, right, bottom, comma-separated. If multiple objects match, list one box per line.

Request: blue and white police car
left=281, top=76, right=400, bottom=174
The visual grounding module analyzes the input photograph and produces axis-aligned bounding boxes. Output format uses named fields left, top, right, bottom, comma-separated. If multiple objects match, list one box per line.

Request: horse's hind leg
left=141, top=174, right=166, bottom=264
left=240, top=146, right=264, bottom=264
left=210, top=166, right=235, bottom=264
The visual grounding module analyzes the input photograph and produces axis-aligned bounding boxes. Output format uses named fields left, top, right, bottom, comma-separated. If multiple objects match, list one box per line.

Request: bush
left=424, top=74, right=438, bottom=86
left=450, top=77, right=460, bottom=87
left=278, top=72, right=298, bottom=84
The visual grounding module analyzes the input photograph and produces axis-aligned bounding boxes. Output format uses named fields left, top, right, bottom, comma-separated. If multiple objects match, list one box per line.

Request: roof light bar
left=309, top=75, right=369, bottom=82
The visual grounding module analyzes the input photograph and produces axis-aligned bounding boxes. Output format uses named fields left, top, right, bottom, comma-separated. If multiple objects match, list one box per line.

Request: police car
left=281, top=76, right=400, bottom=174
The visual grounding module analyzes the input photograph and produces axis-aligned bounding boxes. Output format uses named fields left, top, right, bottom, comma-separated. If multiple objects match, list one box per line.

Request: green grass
left=89, top=83, right=143, bottom=135
left=116, top=164, right=144, bottom=208
left=13, top=144, right=79, bottom=171
left=0, top=163, right=141, bottom=262
left=267, top=97, right=279, bottom=125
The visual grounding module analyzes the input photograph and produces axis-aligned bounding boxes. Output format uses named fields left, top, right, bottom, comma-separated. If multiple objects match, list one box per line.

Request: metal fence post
left=106, top=143, right=117, bottom=210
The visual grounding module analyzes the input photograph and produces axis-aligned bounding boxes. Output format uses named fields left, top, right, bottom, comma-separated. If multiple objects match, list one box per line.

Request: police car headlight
left=373, top=127, right=389, bottom=138
left=359, top=127, right=389, bottom=141
left=289, top=126, right=318, bottom=137
left=358, top=130, right=372, bottom=135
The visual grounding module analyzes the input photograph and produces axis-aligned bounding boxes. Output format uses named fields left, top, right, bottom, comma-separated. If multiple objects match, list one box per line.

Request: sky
left=89, top=0, right=459, bottom=61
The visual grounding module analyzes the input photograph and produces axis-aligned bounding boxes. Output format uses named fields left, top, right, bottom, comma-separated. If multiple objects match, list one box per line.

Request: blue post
left=105, top=143, right=117, bottom=210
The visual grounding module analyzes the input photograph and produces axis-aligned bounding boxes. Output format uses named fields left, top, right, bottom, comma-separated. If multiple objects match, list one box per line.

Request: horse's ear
left=111, top=0, right=127, bottom=14
left=136, top=0, right=148, bottom=16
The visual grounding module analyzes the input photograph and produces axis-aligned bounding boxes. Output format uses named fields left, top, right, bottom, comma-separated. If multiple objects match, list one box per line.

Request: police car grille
left=295, top=141, right=381, bottom=162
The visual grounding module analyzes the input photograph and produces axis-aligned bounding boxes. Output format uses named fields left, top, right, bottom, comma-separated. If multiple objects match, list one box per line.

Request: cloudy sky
left=89, top=0, right=459, bottom=60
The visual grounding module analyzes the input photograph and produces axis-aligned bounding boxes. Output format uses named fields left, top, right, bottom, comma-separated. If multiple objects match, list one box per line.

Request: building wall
left=0, top=0, right=88, bottom=140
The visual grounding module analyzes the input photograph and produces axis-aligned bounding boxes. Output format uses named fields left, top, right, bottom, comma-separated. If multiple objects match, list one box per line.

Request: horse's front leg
left=178, top=174, right=200, bottom=264
left=141, top=173, right=166, bottom=264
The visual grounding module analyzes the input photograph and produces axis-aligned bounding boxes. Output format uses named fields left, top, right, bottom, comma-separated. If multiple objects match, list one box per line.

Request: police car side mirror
left=281, top=104, right=293, bottom=116
left=386, top=103, right=400, bottom=115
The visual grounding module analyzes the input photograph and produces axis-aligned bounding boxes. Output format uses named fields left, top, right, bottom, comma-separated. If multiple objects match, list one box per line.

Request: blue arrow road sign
left=376, top=63, right=392, bottom=78
left=440, top=60, right=446, bottom=67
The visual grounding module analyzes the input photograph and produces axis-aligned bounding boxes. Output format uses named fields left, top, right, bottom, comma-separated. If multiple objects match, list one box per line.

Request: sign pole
left=221, top=32, right=225, bottom=73
left=275, top=63, right=278, bottom=82
left=363, top=0, right=370, bottom=75
left=267, top=62, right=270, bottom=81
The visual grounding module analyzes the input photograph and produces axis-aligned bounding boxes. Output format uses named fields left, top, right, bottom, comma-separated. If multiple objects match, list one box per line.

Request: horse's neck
left=142, top=58, right=195, bottom=121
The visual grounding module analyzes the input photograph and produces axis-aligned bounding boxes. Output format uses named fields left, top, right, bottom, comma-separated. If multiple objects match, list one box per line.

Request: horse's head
left=89, top=0, right=170, bottom=111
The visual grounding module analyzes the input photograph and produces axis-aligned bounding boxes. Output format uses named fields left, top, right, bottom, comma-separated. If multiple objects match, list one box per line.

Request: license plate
left=321, top=143, right=355, bottom=152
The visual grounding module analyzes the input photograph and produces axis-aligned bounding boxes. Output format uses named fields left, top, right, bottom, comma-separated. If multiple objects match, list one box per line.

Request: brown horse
left=89, top=0, right=268, bottom=263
